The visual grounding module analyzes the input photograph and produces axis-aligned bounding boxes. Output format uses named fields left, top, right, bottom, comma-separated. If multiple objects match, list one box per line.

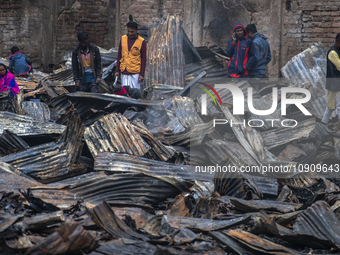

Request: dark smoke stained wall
left=182, top=0, right=282, bottom=77
left=55, top=0, right=116, bottom=63
left=0, top=0, right=42, bottom=66
left=0, top=0, right=339, bottom=76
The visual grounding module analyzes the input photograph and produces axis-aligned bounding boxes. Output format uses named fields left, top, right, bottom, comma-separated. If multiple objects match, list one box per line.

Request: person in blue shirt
left=245, top=24, right=271, bottom=78
left=226, top=22, right=256, bottom=79
left=9, top=46, right=33, bottom=77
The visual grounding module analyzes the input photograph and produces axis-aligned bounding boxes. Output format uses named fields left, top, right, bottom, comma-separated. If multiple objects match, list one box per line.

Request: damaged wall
left=281, top=0, right=340, bottom=70
left=0, top=0, right=339, bottom=76
left=0, top=0, right=43, bottom=67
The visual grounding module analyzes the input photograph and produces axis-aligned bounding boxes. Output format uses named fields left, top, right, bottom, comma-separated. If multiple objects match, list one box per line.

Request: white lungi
left=121, top=73, right=141, bottom=89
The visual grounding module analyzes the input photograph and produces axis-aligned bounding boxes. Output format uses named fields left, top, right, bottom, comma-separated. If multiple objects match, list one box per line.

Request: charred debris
left=1, top=15, right=340, bottom=255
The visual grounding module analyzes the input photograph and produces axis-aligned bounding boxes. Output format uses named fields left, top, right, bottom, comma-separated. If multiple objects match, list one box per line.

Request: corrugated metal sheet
left=0, top=130, right=30, bottom=156
left=62, top=173, right=188, bottom=206
left=293, top=200, right=340, bottom=250
left=1, top=109, right=84, bottom=180
left=23, top=101, right=50, bottom=121
left=86, top=201, right=149, bottom=241
left=132, top=120, right=174, bottom=161
left=0, top=111, right=66, bottom=136
left=261, top=118, right=316, bottom=149
left=42, top=78, right=69, bottom=98
left=221, top=229, right=300, bottom=255
left=145, top=14, right=186, bottom=88
left=66, top=92, right=161, bottom=107
left=230, top=197, right=301, bottom=213
left=84, top=113, right=150, bottom=157
left=94, top=152, right=198, bottom=180
left=45, top=69, right=74, bottom=86
left=143, top=214, right=250, bottom=232
left=281, top=42, right=328, bottom=119
left=27, top=219, right=97, bottom=254
left=171, top=96, right=204, bottom=128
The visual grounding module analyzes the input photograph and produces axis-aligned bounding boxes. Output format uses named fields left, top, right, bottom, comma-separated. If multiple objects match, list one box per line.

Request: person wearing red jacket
left=226, top=22, right=256, bottom=79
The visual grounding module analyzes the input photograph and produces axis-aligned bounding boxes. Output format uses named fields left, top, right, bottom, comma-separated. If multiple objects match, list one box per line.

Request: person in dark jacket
left=72, top=31, right=102, bottom=93
left=226, top=22, right=256, bottom=79
left=9, top=46, right=33, bottom=76
left=245, top=24, right=271, bottom=78
left=321, top=33, right=340, bottom=128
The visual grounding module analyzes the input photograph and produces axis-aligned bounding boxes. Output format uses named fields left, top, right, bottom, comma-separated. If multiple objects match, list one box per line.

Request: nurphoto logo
left=198, top=83, right=312, bottom=128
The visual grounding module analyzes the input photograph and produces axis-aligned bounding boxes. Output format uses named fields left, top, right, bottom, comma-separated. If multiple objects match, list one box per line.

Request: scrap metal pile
left=1, top=16, right=340, bottom=255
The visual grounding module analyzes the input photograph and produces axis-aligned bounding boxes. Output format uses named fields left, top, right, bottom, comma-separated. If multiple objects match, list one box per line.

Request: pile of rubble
left=1, top=15, right=340, bottom=255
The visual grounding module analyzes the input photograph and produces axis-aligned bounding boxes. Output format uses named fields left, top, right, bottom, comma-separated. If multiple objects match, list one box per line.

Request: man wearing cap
left=72, top=31, right=102, bottom=93
left=114, top=15, right=146, bottom=90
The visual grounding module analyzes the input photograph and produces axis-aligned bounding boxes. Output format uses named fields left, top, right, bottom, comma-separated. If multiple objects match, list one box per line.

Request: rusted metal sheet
left=84, top=113, right=150, bottom=157
left=27, top=219, right=97, bottom=254
left=219, top=105, right=262, bottom=165
left=94, top=153, right=196, bottom=180
left=278, top=144, right=307, bottom=161
left=223, top=229, right=301, bottom=255
left=44, top=69, right=74, bottom=86
left=0, top=111, right=65, bottom=136
left=1, top=109, right=84, bottom=180
left=145, top=14, right=186, bottom=88
left=23, top=101, right=50, bottom=121
left=132, top=120, right=174, bottom=161
left=111, top=207, right=154, bottom=230
left=281, top=42, right=328, bottom=119
left=42, top=78, right=69, bottom=98
left=143, top=214, right=250, bottom=233
left=205, top=139, right=258, bottom=167
left=161, top=120, right=215, bottom=147
left=63, top=173, right=188, bottom=206
left=230, top=197, right=302, bottom=213
left=168, top=194, right=193, bottom=217
left=214, top=169, right=246, bottom=198
left=171, top=96, right=204, bottom=128
left=190, top=180, right=214, bottom=199
left=66, top=92, right=161, bottom=107
left=0, top=130, right=30, bottom=156
left=24, top=211, right=65, bottom=230
left=293, top=200, right=340, bottom=250
left=86, top=201, right=148, bottom=241
left=0, top=167, right=41, bottom=194
left=261, top=118, right=317, bottom=150
left=143, top=84, right=182, bottom=100
left=93, top=239, right=156, bottom=255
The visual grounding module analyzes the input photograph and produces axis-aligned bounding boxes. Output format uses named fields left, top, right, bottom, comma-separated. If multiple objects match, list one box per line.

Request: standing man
left=72, top=31, right=102, bottom=93
left=226, top=22, right=256, bottom=79
left=245, top=24, right=271, bottom=78
left=321, top=33, right=340, bottom=129
left=115, top=15, right=146, bottom=90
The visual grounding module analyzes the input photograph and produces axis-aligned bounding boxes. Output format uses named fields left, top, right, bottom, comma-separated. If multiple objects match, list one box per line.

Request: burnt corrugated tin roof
left=94, top=152, right=199, bottom=180
left=23, top=101, right=50, bottom=121
left=145, top=14, right=186, bottom=87
left=0, top=111, right=66, bottom=136
left=84, top=113, right=150, bottom=157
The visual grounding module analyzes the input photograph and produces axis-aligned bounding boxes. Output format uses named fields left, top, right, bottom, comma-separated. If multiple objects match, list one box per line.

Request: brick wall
left=117, top=0, right=184, bottom=41
left=282, top=0, right=340, bottom=69
left=0, top=0, right=42, bottom=66
left=1, top=0, right=339, bottom=76
left=55, top=0, right=111, bottom=63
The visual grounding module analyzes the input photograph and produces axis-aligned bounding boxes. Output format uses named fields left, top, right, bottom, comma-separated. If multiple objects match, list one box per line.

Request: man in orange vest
left=115, top=15, right=147, bottom=90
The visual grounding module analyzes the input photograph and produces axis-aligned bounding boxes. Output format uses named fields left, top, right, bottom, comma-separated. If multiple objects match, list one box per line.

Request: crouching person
left=0, top=63, right=20, bottom=97
left=9, top=46, right=33, bottom=77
